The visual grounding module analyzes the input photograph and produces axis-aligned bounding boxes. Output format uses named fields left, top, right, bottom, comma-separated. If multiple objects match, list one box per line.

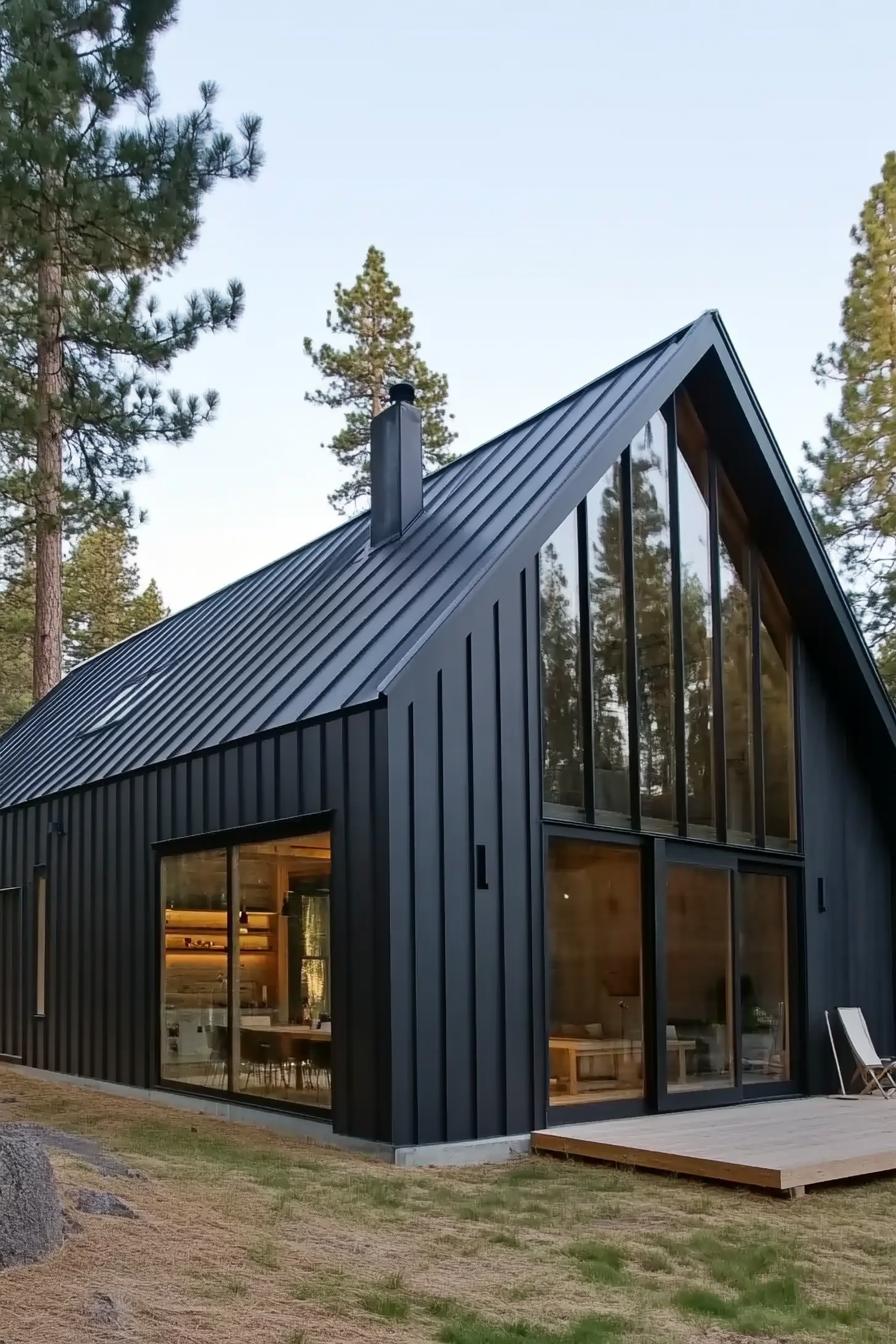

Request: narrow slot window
left=34, top=868, right=47, bottom=1018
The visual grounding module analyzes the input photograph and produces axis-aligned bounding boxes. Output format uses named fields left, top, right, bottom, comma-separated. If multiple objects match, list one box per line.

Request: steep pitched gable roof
left=1, top=311, right=892, bottom=810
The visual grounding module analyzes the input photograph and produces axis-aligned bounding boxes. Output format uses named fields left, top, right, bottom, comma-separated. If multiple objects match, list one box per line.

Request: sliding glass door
left=659, top=846, right=795, bottom=1109
left=546, top=830, right=799, bottom=1118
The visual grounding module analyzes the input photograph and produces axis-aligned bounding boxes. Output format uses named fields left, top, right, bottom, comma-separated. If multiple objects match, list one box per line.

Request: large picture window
left=539, top=391, right=797, bottom=850
left=161, top=828, right=332, bottom=1111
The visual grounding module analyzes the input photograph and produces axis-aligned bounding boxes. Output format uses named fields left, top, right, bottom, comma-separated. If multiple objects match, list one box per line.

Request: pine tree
left=63, top=522, right=167, bottom=668
left=802, top=152, right=896, bottom=690
left=0, top=1, right=262, bottom=700
left=303, top=246, right=456, bottom=513
left=0, top=529, right=34, bottom=729
left=0, top=520, right=166, bottom=726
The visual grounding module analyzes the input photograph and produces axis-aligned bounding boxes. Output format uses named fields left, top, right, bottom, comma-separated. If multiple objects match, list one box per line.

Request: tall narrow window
left=588, top=462, right=629, bottom=824
left=760, top=568, right=796, bottom=848
left=34, top=868, right=46, bottom=1018
left=631, top=413, right=676, bottom=831
left=718, top=474, right=754, bottom=843
left=676, top=399, right=715, bottom=837
left=540, top=511, right=585, bottom=817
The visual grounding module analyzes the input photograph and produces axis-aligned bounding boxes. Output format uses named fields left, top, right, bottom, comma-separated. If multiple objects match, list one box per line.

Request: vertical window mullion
left=620, top=447, right=641, bottom=831
left=577, top=499, right=596, bottom=825
left=731, top=868, right=743, bottom=1090
left=665, top=400, right=688, bottom=836
left=750, top=546, right=766, bottom=848
left=644, top=836, right=666, bottom=1106
left=708, top=455, right=727, bottom=844
left=227, top=846, right=240, bottom=1091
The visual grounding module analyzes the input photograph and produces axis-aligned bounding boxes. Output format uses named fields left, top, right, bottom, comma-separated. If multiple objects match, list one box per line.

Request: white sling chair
left=836, top=1007, right=896, bottom=1098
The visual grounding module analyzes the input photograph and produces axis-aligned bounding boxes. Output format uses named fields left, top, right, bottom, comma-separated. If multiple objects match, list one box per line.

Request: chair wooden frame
left=836, top=1007, right=896, bottom=1098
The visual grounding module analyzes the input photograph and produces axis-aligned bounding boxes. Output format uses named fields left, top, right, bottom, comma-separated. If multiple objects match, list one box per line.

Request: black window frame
left=538, top=394, right=801, bottom=856
left=33, top=865, right=47, bottom=1020
left=154, top=811, right=335, bottom=1123
left=543, top=823, right=805, bottom=1127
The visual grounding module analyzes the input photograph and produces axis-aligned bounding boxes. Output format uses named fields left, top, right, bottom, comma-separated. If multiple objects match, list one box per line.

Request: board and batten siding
left=798, top=646, right=896, bottom=1094
left=386, top=557, right=545, bottom=1147
left=0, top=706, right=391, bottom=1143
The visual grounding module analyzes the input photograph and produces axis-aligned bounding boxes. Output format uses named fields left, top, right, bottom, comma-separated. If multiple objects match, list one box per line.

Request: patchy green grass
left=437, top=1312, right=624, bottom=1344
left=359, top=1289, right=412, bottom=1321
left=7, top=1066, right=896, bottom=1344
left=564, top=1240, right=627, bottom=1285
left=669, top=1227, right=888, bottom=1338
left=119, top=1117, right=302, bottom=1190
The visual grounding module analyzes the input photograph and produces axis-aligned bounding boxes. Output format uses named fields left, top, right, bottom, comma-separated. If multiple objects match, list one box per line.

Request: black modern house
left=0, top=311, right=894, bottom=1160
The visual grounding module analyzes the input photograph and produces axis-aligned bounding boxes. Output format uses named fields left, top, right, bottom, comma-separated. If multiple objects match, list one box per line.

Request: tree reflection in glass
left=588, top=462, right=629, bottom=823
left=719, top=476, right=754, bottom=842
left=760, top=568, right=795, bottom=847
left=540, top=512, right=584, bottom=815
left=676, top=405, right=715, bottom=836
left=631, top=414, right=676, bottom=831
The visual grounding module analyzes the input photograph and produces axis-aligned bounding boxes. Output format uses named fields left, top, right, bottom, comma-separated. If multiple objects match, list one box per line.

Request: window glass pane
left=666, top=863, right=734, bottom=1092
left=540, top=511, right=585, bottom=816
left=718, top=475, right=754, bottom=843
left=34, top=869, right=46, bottom=1018
left=588, top=462, right=629, bottom=824
left=741, top=873, right=790, bottom=1084
left=760, top=570, right=796, bottom=848
left=676, top=399, right=715, bottom=837
left=237, top=833, right=332, bottom=1110
left=161, top=848, right=229, bottom=1090
left=548, top=840, right=643, bottom=1106
left=631, top=413, right=676, bottom=831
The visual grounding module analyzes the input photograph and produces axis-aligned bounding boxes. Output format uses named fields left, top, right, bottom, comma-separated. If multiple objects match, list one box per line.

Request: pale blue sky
left=133, top=0, right=896, bottom=611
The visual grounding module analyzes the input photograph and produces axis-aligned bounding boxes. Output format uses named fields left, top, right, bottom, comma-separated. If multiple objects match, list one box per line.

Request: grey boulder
left=75, top=1189, right=137, bottom=1219
left=0, top=1134, right=64, bottom=1268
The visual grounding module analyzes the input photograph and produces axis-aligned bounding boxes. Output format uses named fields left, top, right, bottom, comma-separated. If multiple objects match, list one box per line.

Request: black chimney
left=370, top=382, right=423, bottom=546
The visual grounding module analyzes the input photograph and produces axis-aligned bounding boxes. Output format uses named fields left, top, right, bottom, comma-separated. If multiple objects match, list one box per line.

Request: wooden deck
left=532, top=1097, right=896, bottom=1194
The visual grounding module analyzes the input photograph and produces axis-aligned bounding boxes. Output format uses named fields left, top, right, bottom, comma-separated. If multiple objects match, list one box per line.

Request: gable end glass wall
left=539, top=391, right=798, bottom=852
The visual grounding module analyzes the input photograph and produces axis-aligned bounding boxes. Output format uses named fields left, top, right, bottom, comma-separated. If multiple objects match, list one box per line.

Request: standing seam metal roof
left=0, top=317, right=698, bottom=808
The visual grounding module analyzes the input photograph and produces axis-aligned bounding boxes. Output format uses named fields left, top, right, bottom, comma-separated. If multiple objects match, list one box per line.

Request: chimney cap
left=389, top=381, right=415, bottom=406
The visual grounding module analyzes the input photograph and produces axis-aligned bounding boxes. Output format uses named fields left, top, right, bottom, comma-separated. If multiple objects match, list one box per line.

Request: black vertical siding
left=799, top=643, right=895, bottom=1094
left=388, top=560, right=543, bottom=1146
left=0, top=887, right=21, bottom=1059
left=0, top=705, right=391, bottom=1143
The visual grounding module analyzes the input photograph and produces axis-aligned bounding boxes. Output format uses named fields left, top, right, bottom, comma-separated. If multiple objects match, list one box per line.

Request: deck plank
left=532, top=1098, right=896, bottom=1192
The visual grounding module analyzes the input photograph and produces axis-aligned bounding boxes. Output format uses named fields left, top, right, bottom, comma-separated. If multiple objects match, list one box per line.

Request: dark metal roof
left=2, top=310, right=893, bottom=810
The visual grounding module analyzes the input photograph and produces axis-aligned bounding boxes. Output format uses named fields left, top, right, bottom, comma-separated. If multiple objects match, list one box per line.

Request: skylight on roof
left=80, top=664, right=171, bottom=735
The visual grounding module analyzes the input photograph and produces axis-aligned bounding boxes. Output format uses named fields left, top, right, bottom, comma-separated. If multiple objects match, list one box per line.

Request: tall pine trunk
left=33, top=203, right=64, bottom=701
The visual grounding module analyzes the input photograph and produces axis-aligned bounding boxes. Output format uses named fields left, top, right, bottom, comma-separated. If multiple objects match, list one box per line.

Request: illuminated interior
left=160, top=830, right=332, bottom=1110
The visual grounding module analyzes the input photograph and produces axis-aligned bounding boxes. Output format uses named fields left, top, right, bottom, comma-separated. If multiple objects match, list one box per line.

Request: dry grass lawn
left=0, top=1068, right=894, bottom=1343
